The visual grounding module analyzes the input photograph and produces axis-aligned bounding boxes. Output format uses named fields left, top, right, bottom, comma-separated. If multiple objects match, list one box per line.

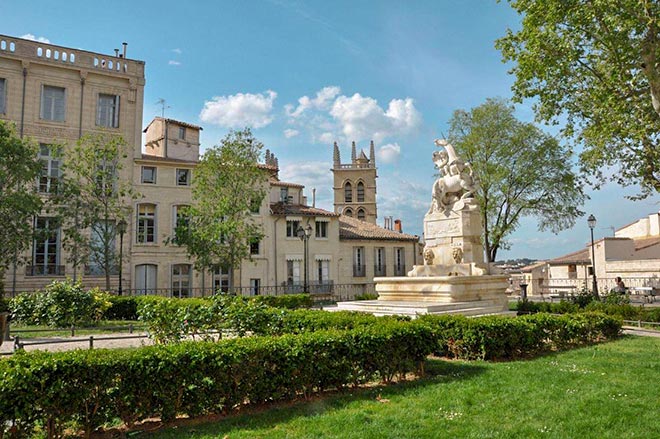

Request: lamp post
left=587, top=214, right=599, bottom=299
left=117, top=219, right=128, bottom=296
left=297, top=223, right=313, bottom=293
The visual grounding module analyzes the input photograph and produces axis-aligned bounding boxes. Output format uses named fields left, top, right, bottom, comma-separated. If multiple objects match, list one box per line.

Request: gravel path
left=1, top=332, right=153, bottom=355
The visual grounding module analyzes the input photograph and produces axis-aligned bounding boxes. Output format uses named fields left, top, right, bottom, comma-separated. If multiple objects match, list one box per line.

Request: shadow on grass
left=142, top=359, right=486, bottom=438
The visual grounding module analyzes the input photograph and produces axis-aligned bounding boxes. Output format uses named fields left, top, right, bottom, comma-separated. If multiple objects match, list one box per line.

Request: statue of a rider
left=428, top=139, right=475, bottom=214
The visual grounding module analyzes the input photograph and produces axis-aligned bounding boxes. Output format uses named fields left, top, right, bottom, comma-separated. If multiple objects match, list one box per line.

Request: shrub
left=0, top=296, right=10, bottom=314
left=0, top=322, right=434, bottom=437
left=10, top=280, right=110, bottom=327
left=104, top=295, right=140, bottom=320
left=252, top=293, right=313, bottom=309
left=355, top=293, right=379, bottom=301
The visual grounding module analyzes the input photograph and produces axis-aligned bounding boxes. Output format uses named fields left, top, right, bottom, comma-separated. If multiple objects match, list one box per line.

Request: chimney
left=114, top=48, right=119, bottom=57
left=312, top=188, right=316, bottom=208
left=394, top=219, right=402, bottom=233
left=122, top=42, right=127, bottom=59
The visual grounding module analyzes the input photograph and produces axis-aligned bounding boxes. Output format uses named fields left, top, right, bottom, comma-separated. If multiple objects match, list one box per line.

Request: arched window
left=357, top=208, right=366, bottom=220
left=344, top=208, right=353, bottom=217
left=344, top=181, right=353, bottom=203
left=357, top=182, right=365, bottom=202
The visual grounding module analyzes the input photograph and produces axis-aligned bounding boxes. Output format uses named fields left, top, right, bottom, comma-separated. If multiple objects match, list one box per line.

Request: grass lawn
left=148, top=336, right=660, bottom=438
left=10, top=320, right=142, bottom=339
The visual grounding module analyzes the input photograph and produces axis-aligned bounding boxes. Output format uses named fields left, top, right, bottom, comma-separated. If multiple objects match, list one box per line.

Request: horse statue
left=428, top=139, right=475, bottom=214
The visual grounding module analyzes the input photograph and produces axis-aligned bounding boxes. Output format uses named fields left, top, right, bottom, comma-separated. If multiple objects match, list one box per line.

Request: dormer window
left=280, top=187, right=289, bottom=203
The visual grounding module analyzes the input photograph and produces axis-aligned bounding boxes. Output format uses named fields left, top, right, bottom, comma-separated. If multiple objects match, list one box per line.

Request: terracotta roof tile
left=634, top=236, right=660, bottom=251
left=143, top=117, right=203, bottom=133
left=270, top=203, right=338, bottom=217
left=548, top=248, right=591, bottom=265
left=339, top=215, right=418, bottom=242
left=138, top=154, right=197, bottom=164
left=270, top=181, right=304, bottom=188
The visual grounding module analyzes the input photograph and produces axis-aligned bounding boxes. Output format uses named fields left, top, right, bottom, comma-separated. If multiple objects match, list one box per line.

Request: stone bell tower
left=332, top=141, right=378, bottom=224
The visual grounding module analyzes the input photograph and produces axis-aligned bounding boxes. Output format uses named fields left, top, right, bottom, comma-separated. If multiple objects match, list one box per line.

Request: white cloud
left=279, top=161, right=335, bottom=209
left=168, top=60, right=181, bottom=66
left=377, top=143, right=401, bottom=164
left=283, top=128, right=299, bottom=138
left=20, top=33, right=50, bottom=43
left=318, top=132, right=335, bottom=144
left=330, top=94, right=421, bottom=143
left=286, top=86, right=341, bottom=118
left=172, top=48, right=182, bottom=54
left=200, top=90, right=277, bottom=128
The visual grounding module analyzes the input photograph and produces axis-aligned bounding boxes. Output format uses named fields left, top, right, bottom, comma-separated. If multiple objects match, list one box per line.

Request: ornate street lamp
left=297, top=223, right=313, bottom=293
left=117, top=219, right=128, bottom=296
left=587, top=214, right=599, bottom=299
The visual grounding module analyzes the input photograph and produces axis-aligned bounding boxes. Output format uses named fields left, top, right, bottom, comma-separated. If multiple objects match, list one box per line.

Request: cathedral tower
left=332, top=140, right=378, bottom=224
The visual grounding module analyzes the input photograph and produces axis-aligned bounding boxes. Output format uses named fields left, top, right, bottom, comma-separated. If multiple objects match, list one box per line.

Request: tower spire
left=333, top=142, right=341, bottom=167
left=369, top=140, right=375, bottom=167
left=351, top=141, right=357, bottom=163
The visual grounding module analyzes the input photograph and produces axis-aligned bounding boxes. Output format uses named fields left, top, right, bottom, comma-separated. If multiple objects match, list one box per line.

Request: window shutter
left=113, top=95, right=120, bottom=127
left=52, top=87, right=65, bottom=121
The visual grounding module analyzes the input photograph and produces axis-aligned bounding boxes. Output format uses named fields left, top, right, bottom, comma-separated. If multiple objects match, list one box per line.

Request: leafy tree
left=55, top=133, right=139, bottom=291
left=447, top=98, right=586, bottom=262
left=174, top=129, right=266, bottom=289
left=497, top=0, right=660, bottom=197
left=0, top=121, right=43, bottom=295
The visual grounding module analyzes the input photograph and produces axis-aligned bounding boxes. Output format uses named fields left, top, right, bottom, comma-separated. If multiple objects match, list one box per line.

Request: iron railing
left=353, top=264, right=366, bottom=277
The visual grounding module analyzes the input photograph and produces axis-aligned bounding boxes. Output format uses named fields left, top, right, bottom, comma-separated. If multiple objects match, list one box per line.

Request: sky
left=3, top=0, right=658, bottom=261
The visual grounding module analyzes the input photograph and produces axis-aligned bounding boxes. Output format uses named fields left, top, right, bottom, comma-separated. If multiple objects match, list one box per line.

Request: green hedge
left=418, top=312, right=621, bottom=360
left=0, top=322, right=434, bottom=438
left=513, top=298, right=660, bottom=323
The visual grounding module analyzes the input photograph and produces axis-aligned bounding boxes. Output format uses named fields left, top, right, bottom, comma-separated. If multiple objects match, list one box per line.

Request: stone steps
left=332, top=299, right=509, bottom=318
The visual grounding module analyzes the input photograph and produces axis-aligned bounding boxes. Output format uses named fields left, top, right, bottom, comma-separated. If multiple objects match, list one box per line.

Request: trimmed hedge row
left=514, top=298, right=660, bottom=323
left=0, top=322, right=433, bottom=438
left=418, top=312, right=621, bottom=360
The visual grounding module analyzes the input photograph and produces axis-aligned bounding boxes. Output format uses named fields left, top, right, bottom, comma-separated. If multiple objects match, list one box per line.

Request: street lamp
left=297, top=223, right=313, bottom=293
left=587, top=214, right=599, bottom=299
left=117, top=219, right=128, bottom=296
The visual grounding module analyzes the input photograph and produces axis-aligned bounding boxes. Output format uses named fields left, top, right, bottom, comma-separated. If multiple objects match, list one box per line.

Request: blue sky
left=4, top=0, right=658, bottom=260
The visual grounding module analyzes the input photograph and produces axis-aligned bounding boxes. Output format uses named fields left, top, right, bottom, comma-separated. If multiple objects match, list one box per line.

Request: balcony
left=353, top=264, right=366, bottom=277
left=374, top=265, right=387, bottom=277
left=26, top=265, right=65, bottom=276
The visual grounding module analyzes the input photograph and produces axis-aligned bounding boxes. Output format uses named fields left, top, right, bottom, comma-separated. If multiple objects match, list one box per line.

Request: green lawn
left=10, top=320, right=142, bottom=339
left=149, top=336, right=660, bottom=439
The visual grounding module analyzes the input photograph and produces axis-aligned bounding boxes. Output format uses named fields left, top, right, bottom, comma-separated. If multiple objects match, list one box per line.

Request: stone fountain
left=336, top=139, right=510, bottom=317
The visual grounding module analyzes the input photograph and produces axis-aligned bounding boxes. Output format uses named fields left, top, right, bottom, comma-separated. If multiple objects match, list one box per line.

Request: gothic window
left=357, top=208, right=366, bottom=221
left=357, top=181, right=365, bottom=202
left=344, top=181, right=353, bottom=203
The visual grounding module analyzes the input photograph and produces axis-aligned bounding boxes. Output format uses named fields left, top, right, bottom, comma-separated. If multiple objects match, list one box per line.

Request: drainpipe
left=78, top=76, right=85, bottom=138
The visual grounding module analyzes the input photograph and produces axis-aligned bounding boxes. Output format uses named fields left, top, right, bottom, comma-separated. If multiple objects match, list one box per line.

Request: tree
left=0, top=121, right=43, bottom=295
left=497, top=0, right=660, bottom=197
left=55, top=133, right=138, bottom=291
left=174, top=129, right=266, bottom=289
left=447, top=98, right=586, bottom=262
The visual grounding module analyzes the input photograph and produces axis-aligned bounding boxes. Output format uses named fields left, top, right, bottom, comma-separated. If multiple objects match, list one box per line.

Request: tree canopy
left=174, top=129, right=266, bottom=289
left=55, top=133, right=138, bottom=291
left=448, top=98, right=586, bottom=262
left=0, top=121, right=43, bottom=295
left=497, top=0, right=660, bottom=197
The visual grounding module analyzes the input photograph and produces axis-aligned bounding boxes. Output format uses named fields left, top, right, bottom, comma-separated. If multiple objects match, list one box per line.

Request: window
left=375, top=247, right=386, bottom=276
left=344, top=208, right=353, bottom=217
left=96, top=94, right=120, bottom=128
left=135, top=264, right=157, bottom=295
left=38, top=144, right=60, bottom=194
left=87, top=221, right=116, bottom=275
left=141, top=166, right=156, bottom=184
left=353, top=246, right=365, bottom=277
left=30, top=217, right=61, bottom=276
left=280, top=187, right=289, bottom=203
left=286, top=220, right=300, bottom=237
left=178, top=126, right=186, bottom=140
left=357, top=208, right=366, bottom=221
left=250, top=238, right=260, bottom=255
left=344, top=182, right=352, bottom=203
left=250, top=196, right=261, bottom=214
left=0, top=78, right=6, bottom=114
left=394, top=247, right=406, bottom=276
left=317, top=260, right=329, bottom=283
left=137, top=204, right=156, bottom=243
left=315, top=221, right=327, bottom=238
left=357, top=181, right=365, bottom=202
left=287, top=260, right=301, bottom=285
left=40, top=85, right=65, bottom=121
left=172, top=205, right=189, bottom=244
left=213, top=266, right=230, bottom=293
left=250, top=278, right=260, bottom=296
left=96, top=159, right=118, bottom=196
left=171, top=264, right=191, bottom=298
left=176, top=168, right=190, bottom=186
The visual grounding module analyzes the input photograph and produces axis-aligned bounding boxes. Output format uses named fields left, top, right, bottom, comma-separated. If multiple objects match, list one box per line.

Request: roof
left=270, top=203, right=338, bottom=217
left=270, top=181, right=304, bottom=188
left=143, top=117, right=203, bottom=133
left=634, top=236, right=660, bottom=252
left=258, top=163, right=279, bottom=171
left=339, top=215, right=418, bottom=242
left=520, top=260, right=547, bottom=273
left=137, top=154, right=198, bottom=165
left=547, top=248, right=591, bottom=265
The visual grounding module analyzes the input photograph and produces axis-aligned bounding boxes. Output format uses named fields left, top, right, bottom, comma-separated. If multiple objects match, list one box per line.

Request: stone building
left=0, top=34, right=145, bottom=294
left=1, top=34, right=419, bottom=297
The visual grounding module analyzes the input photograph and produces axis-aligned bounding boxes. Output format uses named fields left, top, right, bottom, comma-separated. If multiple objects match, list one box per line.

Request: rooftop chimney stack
left=122, top=42, right=127, bottom=59
left=394, top=219, right=402, bottom=233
